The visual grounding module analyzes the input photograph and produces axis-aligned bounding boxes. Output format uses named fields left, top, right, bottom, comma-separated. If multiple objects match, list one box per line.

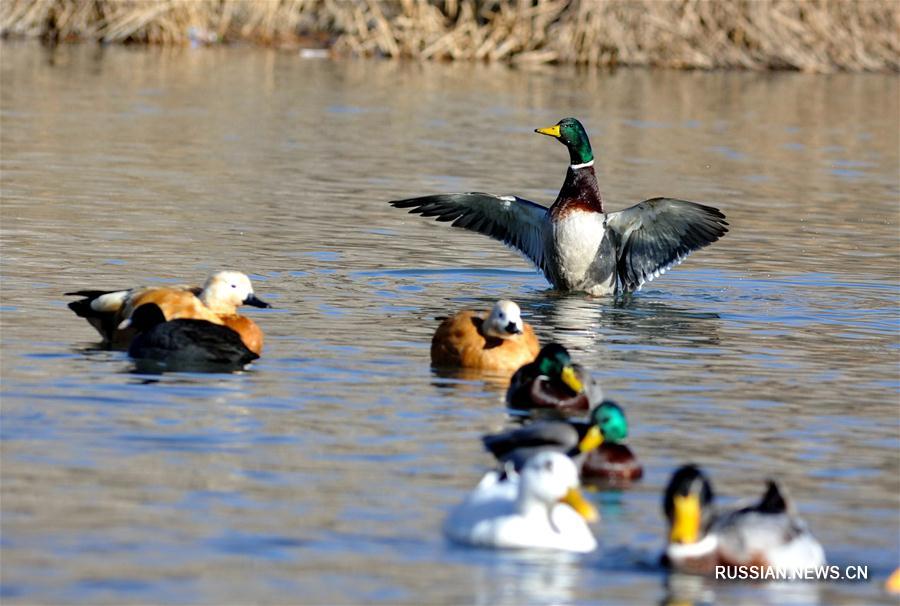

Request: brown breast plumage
left=220, top=314, right=264, bottom=355
left=431, top=311, right=539, bottom=371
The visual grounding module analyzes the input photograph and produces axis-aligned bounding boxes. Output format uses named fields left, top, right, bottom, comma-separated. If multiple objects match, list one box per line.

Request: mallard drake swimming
left=483, top=401, right=642, bottom=484
left=483, top=400, right=625, bottom=466
left=506, top=343, right=600, bottom=415
left=66, top=271, right=270, bottom=354
left=443, top=451, right=598, bottom=553
left=128, top=303, right=259, bottom=371
left=431, top=300, right=540, bottom=371
left=663, top=464, right=825, bottom=574
left=390, top=118, right=727, bottom=296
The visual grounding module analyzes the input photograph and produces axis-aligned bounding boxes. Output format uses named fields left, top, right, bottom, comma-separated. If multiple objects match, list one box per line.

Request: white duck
left=443, top=451, right=598, bottom=553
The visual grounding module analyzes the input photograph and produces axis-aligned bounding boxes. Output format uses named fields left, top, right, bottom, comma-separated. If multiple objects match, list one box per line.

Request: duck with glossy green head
left=390, top=118, right=727, bottom=296
left=506, top=343, right=601, bottom=415
left=662, top=464, right=825, bottom=575
left=579, top=401, right=643, bottom=484
left=482, top=400, right=642, bottom=484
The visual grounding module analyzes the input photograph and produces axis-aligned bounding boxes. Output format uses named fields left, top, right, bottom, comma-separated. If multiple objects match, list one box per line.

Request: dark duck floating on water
left=128, top=303, right=259, bottom=372
left=506, top=343, right=601, bottom=416
left=390, top=118, right=728, bottom=295
left=483, top=400, right=643, bottom=485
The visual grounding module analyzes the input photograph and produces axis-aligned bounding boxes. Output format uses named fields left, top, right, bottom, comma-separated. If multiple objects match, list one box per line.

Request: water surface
left=1, top=43, right=898, bottom=605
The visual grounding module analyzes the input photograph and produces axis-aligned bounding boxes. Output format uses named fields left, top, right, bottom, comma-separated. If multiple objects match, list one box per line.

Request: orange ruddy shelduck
left=431, top=300, right=539, bottom=371
left=66, top=271, right=270, bottom=354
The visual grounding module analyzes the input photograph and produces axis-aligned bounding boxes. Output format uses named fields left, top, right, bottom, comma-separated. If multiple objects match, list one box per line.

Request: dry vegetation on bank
left=1, top=0, right=897, bottom=72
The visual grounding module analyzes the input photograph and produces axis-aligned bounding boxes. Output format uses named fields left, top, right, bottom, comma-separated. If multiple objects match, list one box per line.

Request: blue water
left=1, top=43, right=898, bottom=605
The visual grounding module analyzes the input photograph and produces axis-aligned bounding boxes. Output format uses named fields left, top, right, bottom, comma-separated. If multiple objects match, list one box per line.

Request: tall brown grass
left=1, top=0, right=897, bottom=72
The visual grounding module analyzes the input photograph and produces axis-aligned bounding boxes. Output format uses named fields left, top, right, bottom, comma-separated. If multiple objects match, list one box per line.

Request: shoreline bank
left=1, top=0, right=898, bottom=73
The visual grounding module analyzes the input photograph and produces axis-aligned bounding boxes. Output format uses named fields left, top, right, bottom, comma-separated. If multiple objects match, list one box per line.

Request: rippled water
left=1, top=42, right=898, bottom=605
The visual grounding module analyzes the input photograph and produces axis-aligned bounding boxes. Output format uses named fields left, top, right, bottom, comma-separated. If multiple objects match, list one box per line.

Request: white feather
left=550, top=211, right=606, bottom=289
left=443, top=453, right=597, bottom=553
left=90, top=290, right=129, bottom=312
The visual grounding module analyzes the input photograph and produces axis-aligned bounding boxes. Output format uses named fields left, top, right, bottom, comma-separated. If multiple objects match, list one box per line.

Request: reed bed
left=1, top=0, right=897, bottom=72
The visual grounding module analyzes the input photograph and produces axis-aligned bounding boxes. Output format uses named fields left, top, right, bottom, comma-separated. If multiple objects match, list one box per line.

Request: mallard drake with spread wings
left=390, top=118, right=728, bottom=296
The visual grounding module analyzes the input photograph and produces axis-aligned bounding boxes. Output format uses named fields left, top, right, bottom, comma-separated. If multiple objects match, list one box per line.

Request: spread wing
left=606, top=197, right=728, bottom=292
left=389, top=193, right=549, bottom=272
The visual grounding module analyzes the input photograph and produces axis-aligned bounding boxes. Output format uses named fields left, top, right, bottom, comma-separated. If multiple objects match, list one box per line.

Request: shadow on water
left=661, top=572, right=828, bottom=606
left=449, top=289, right=723, bottom=353
left=538, top=292, right=721, bottom=350
left=70, top=340, right=257, bottom=375
left=129, top=358, right=253, bottom=375
left=430, top=365, right=514, bottom=390
left=443, top=548, right=587, bottom=606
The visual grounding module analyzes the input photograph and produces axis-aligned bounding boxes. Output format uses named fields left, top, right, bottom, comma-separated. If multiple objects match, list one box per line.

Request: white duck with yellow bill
left=443, top=451, right=598, bottom=553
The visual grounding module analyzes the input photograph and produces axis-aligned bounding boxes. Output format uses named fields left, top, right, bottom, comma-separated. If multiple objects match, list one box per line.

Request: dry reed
left=1, top=0, right=897, bottom=72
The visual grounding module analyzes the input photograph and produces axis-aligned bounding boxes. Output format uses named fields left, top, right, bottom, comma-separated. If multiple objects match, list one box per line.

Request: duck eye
left=231, top=284, right=237, bottom=288
left=543, top=459, right=554, bottom=472
left=499, top=313, right=505, bottom=319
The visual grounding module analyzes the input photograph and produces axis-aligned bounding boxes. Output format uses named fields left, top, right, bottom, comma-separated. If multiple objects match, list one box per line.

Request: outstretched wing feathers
left=391, top=193, right=727, bottom=294
left=606, top=197, right=728, bottom=292
left=390, top=193, right=549, bottom=272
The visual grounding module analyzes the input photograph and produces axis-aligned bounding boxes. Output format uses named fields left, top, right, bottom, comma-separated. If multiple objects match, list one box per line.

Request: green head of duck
left=535, top=117, right=594, bottom=166
left=577, top=400, right=628, bottom=453
left=536, top=344, right=583, bottom=393
left=592, top=400, right=628, bottom=443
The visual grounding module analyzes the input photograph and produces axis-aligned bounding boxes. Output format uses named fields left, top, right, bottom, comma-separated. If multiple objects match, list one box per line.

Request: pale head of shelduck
left=200, top=271, right=271, bottom=314
left=482, top=300, right=525, bottom=339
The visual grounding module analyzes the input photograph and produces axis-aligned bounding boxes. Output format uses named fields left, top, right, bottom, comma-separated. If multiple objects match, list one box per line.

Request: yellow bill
left=560, top=365, right=583, bottom=393
left=886, top=567, right=900, bottom=594
left=578, top=425, right=604, bottom=453
left=561, top=487, right=599, bottom=522
left=670, top=493, right=701, bottom=544
left=535, top=124, right=561, bottom=138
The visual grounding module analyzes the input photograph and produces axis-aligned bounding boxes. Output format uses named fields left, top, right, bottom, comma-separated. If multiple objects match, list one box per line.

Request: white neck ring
left=570, top=160, right=594, bottom=170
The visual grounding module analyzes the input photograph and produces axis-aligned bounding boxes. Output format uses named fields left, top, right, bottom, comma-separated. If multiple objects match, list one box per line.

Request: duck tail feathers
left=90, top=290, right=130, bottom=313
left=757, top=480, right=789, bottom=514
